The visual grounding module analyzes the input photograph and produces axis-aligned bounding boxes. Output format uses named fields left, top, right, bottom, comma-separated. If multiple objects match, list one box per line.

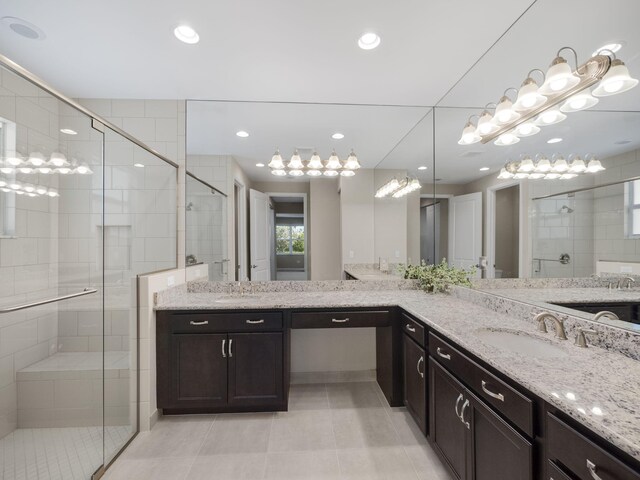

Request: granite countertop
left=484, top=287, right=640, bottom=332
left=155, top=288, right=640, bottom=462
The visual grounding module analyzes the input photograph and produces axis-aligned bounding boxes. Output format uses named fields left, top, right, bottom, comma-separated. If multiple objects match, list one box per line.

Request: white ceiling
left=0, top=0, right=533, bottom=105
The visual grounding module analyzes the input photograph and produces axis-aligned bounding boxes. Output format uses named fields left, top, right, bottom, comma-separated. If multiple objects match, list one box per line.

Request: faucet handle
left=575, top=328, right=599, bottom=348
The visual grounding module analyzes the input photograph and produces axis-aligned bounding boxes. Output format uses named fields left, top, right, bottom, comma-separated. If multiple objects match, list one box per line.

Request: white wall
left=309, top=179, right=341, bottom=280
left=340, top=170, right=375, bottom=267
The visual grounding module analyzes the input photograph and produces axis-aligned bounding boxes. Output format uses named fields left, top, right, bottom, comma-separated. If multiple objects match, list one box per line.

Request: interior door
left=249, top=189, right=271, bottom=280
left=449, top=192, right=482, bottom=276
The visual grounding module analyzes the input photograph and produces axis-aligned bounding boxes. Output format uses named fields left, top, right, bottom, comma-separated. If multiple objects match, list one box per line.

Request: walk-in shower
left=0, top=57, right=178, bottom=479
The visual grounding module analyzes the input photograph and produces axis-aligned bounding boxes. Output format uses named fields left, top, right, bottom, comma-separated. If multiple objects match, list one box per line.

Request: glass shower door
left=0, top=65, right=105, bottom=479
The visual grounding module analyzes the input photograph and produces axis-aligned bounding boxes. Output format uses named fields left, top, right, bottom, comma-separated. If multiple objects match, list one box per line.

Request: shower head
left=559, top=205, right=574, bottom=213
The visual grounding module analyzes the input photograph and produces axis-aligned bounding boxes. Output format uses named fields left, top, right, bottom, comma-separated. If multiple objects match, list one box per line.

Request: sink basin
left=214, top=294, right=261, bottom=303
left=475, top=328, right=569, bottom=359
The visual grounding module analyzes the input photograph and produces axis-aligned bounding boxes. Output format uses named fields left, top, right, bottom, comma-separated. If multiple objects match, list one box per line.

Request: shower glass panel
left=0, top=66, right=105, bottom=478
left=185, top=173, right=227, bottom=280
left=103, top=127, right=177, bottom=463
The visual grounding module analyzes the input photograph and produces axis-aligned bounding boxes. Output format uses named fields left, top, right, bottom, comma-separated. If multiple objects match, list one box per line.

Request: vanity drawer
left=169, top=312, right=283, bottom=333
left=291, top=310, right=391, bottom=329
left=429, top=332, right=533, bottom=437
left=548, top=413, right=640, bottom=480
left=548, top=460, right=573, bottom=480
left=401, top=312, right=425, bottom=347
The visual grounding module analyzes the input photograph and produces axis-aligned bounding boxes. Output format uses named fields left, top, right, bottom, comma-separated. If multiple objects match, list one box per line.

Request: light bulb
left=560, top=89, right=599, bottom=113
left=271, top=169, right=287, bottom=176
left=307, top=153, right=323, bottom=170
left=35, top=186, right=48, bottom=195
left=38, top=167, right=53, bottom=174
left=569, top=157, right=587, bottom=173
left=268, top=150, right=285, bottom=169
left=22, top=184, right=35, bottom=193
left=57, top=167, right=72, bottom=175
left=494, top=132, right=520, bottom=146
left=494, top=96, right=520, bottom=125
left=340, top=170, right=355, bottom=177
left=28, top=152, right=46, bottom=167
left=514, top=77, right=547, bottom=111
left=323, top=170, right=339, bottom=177
left=545, top=173, right=561, bottom=179
left=552, top=157, right=569, bottom=172
left=325, top=151, right=342, bottom=170
left=458, top=122, right=481, bottom=145
left=343, top=150, right=361, bottom=170
left=288, top=169, right=304, bottom=177
left=535, top=158, right=551, bottom=172
left=497, top=168, right=514, bottom=179
left=18, top=167, right=34, bottom=174
left=535, top=108, right=567, bottom=126
left=586, top=158, right=605, bottom=173
left=50, top=152, right=68, bottom=167
left=518, top=158, right=535, bottom=172
left=287, top=151, right=304, bottom=170
left=47, top=189, right=60, bottom=197
left=529, top=173, right=546, bottom=179
left=6, top=156, right=23, bottom=166
left=593, top=59, right=639, bottom=97
left=75, top=164, right=92, bottom=175
left=0, top=167, right=13, bottom=174
left=476, top=111, right=499, bottom=136
left=539, top=56, right=580, bottom=95
left=515, top=122, right=540, bottom=137
left=306, top=169, right=322, bottom=177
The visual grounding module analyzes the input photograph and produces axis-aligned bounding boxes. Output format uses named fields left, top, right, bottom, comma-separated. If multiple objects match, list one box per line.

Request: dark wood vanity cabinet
left=403, top=333, right=427, bottom=434
left=157, top=311, right=286, bottom=414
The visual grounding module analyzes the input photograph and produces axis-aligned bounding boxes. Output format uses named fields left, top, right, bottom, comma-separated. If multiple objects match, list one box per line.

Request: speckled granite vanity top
left=155, top=283, right=640, bottom=462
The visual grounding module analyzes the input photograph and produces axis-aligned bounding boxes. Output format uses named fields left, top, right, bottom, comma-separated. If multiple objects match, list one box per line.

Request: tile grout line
left=182, top=415, right=218, bottom=479
left=262, top=411, right=276, bottom=479
left=324, top=383, right=343, bottom=477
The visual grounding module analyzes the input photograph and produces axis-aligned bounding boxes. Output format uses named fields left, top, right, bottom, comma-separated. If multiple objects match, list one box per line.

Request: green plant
left=398, top=259, right=475, bottom=293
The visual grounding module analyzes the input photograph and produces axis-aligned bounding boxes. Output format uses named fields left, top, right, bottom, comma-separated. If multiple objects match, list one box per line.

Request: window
left=276, top=224, right=304, bottom=254
left=625, top=180, right=640, bottom=237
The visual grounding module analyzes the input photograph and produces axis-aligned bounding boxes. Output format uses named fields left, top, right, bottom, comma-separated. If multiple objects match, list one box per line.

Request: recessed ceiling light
left=358, top=32, right=381, bottom=50
left=134, top=163, right=145, bottom=168
left=60, top=128, right=77, bottom=135
left=331, top=133, right=344, bottom=140
left=547, top=137, right=563, bottom=144
left=1, top=17, right=46, bottom=40
left=174, top=25, right=199, bottom=44
left=256, top=163, right=265, bottom=167
left=236, top=130, right=249, bottom=138
left=418, top=166, right=427, bottom=170
left=479, top=167, right=490, bottom=171
left=592, top=42, right=624, bottom=57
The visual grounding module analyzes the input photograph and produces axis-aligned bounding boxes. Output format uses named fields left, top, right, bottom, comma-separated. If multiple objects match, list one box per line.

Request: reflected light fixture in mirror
left=498, top=154, right=605, bottom=180
left=268, top=149, right=359, bottom=177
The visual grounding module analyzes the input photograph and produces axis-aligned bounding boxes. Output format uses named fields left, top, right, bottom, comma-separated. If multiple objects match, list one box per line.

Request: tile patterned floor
left=103, top=382, right=450, bottom=480
left=0, top=426, right=131, bottom=480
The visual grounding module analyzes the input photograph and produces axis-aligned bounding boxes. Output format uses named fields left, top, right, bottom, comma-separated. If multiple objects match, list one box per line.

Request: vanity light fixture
left=268, top=149, right=359, bottom=177
left=0, top=177, right=62, bottom=198
left=460, top=47, right=638, bottom=146
left=375, top=177, right=421, bottom=198
left=375, top=178, right=401, bottom=198
left=392, top=178, right=421, bottom=198
left=1, top=151, right=94, bottom=176
left=498, top=154, right=605, bottom=181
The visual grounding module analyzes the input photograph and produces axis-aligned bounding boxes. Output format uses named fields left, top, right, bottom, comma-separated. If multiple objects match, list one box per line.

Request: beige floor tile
left=337, top=446, right=419, bottom=479
left=327, top=382, right=385, bottom=409
left=186, top=453, right=267, bottom=480
left=288, top=383, right=330, bottom=411
left=102, top=457, right=194, bottom=480
left=269, top=410, right=336, bottom=452
left=121, top=415, right=215, bottom=459
left=404, top=444, right=451, bottom=480
left=199, top=412, right=273, bottom=455
left=387, top=407, right=428, bottom=445
left=331, top=408, right=400, bottom=448
left=265, top=451, right=341, bottom=480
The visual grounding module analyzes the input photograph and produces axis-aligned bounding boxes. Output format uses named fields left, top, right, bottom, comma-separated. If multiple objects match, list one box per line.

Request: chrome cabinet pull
left=246, top=319, right=265, bottom=324
left=460, top=399, right=470, bottom=429
left=406, top=324, right=416, bottom=333
left=189, top=320, right=209, bottom=326
left=416, top=356, right=424, bottom=378
left=332, top=318, right=349, bottom=323
left=436, top=347, right=451, bottom=360
left=228, top=339, right=233, bottom=357
left=586, top=460, right=603, bottom=480
left=481, top=380, right=505, bottom=402
left=222, top=339, right=227, bottom=358
left=454, top=393, right=464, bottom=419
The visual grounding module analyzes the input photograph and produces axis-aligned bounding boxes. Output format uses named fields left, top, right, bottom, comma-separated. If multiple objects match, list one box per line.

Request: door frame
left=234, top=180, right=247, bottom=281
left=419, top=194, right=453, bottom=265
left=265, top=192, right=309, bottom=280
left=486, top=181, right=527, bottom=279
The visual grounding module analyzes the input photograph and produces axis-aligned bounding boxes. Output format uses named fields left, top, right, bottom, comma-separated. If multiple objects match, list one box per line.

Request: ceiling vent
left=1, top=17, right=46, bottom=40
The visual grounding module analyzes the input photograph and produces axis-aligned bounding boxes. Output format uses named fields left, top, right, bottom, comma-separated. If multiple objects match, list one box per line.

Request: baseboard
left=290, top=369, right=377, bottom=384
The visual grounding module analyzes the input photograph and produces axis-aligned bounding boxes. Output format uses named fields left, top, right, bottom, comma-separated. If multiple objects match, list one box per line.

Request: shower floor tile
left=0, top=425, right=131, bottom=480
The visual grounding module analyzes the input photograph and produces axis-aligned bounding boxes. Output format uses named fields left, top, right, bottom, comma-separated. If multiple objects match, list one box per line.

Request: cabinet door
left=170, top=333, right=228, bottom=408
left=429, top=358, right=468, bottom=480
left=228, top=332, right=284, bottom=408
left=466, top=390, right=532, bottom=480
left=403, top=334, right=427, bottom=434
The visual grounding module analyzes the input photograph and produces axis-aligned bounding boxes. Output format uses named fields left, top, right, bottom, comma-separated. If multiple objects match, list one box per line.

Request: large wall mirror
left=185, top=101, right=432, bottom=281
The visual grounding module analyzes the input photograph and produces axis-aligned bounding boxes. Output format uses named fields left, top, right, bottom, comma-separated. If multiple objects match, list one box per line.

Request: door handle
left=416, top=356, right=424, bottom=378
left=481, top=380, right=505, bottom=402
left=454, top=393, right=464, bottom=419
left=460, top=399, right=470, bottom=429
left=331, top=318, right=349, bottom=323
left=436, top=347, right=451, bottom=360
left=405, top=324, right=416, bottom=333
left=228, top=339, right=233, bottom=357
left=222, top=339, right=227, bottom=358
left=189, top=320, right=209, bottom=326
left=246, top=319, right=265, bottom=324
left=250, top=264, right=258, bottom=269
left=586, top=460, right=603, bottom=480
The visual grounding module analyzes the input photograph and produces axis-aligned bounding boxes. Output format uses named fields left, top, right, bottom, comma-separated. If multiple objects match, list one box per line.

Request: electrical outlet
left=167, top=275, right=175, bottom=286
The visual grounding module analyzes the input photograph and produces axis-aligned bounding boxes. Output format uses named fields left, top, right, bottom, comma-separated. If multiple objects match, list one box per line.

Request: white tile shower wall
left=0, top=68, right=63, bottom=438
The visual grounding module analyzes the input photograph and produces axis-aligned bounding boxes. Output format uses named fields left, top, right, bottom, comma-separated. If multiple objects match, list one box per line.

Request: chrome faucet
left=618, top=277, right=635, bottom=289
left=593, top=311, right=619, bottom=322
left=534, top=312, right=568, bottom=340
left=575, top=328, right=599, bottom=348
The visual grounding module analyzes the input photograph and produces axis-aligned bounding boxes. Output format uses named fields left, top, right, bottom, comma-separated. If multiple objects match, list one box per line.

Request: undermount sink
left=214, top=294, right=261, bottom=303
left=475, top=328, right=569, bottom=359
